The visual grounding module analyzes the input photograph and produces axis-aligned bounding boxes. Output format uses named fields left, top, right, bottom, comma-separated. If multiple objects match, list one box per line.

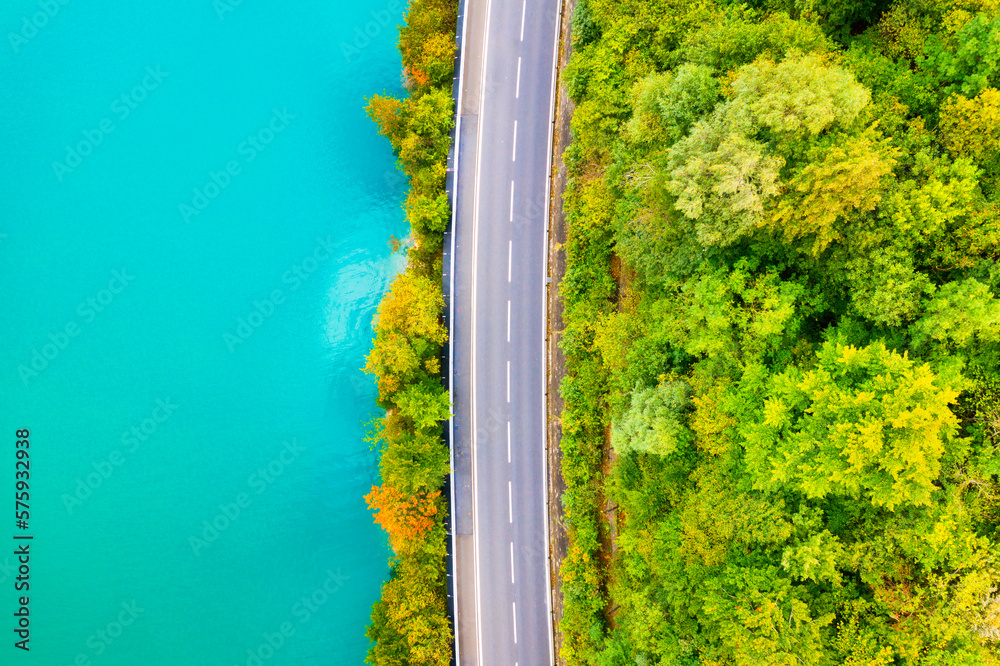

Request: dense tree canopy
left=557, top=0, right=1000, bottom=663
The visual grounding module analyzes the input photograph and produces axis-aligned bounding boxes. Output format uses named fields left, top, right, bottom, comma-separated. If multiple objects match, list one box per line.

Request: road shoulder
left=546, top=0, right=575, bottom=662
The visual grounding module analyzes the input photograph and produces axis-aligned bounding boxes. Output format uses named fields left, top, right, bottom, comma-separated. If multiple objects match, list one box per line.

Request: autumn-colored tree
left=405, top=66, right=432, bottom=89
left=365, top=332, right=420, bottom=402
left=363, top=268, right=446, bottom=403
left=770, top=134, right=896, bottom=254
left=398, top=0, right=457, bottom=92
left=940, top=88, right=1000, bottom=157
left=940, top=87, right=1000, bottom=192
left=415, top=32, right=456, bottom=88
left=365, top=94, right=405, bottom=148
left=365, top=485, right=441, bottom=555
left=367, top=557, right=451, bottom=666
left=371, top=270, right=446, bottom=345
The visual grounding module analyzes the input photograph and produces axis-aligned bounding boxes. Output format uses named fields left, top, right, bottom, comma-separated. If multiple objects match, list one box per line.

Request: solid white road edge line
left=447, top=0, right=471, bottom=660
left=470, top=0, right=496, bottom=659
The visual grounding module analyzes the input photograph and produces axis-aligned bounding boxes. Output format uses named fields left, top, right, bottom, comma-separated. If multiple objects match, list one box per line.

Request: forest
left=557, top=0, right=1000, bottom=664
left=362, top=0, right=456, bottom=662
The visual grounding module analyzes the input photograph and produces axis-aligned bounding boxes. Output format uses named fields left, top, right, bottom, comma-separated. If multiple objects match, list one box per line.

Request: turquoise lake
left=0, top=1, right=407, bottom=663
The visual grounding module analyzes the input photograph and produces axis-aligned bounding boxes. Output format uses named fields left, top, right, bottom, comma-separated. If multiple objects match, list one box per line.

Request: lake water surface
left=0, top=0, right=405, bottom=663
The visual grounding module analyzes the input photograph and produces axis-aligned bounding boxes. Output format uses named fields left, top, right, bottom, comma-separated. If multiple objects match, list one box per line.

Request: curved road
left=445, top=0, right=561, bottom=663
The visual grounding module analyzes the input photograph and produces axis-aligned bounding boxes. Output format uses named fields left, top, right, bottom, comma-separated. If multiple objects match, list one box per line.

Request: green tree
left=664, top=109, right=783, bottom=246
left=655, top=262, right=803, bottom=364
left=611, top=380, right=694, bottom=455
left=779, top=507, right=844, bottom=585
left=731, top=52, right=870, bottom=137
left=845, top=245, right=932, bottom=327
left=626, top=64, right=720, bottom=146
left=782, top=0, right=880, bottom=39
left=397, top=88, right=455, bottom=175
left=698, top=566, right=834, bottom=666
left=924, top=12, right=1000, bottom=97
left=913, top=278, right=1000, bottom=348
left=681, top=13, right=833, bottom=73
left=549, top=3, right=1000, bottom=664
left=372, top=418, right=450, bottom=493
left=395, top=379, right=451, bottom=431
left=405, top=191, right=450, bottom=240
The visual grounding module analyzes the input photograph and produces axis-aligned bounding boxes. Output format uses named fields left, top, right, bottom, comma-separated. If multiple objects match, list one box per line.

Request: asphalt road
left=446, top=0, right=561, bottom=662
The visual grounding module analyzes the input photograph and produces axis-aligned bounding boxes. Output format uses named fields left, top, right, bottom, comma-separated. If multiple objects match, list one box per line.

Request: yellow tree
left=364, top=268, right=446, bottom=403
left=770, top=134, right=896, bottom=255
left=367, top=556, right=451, bottom=666
left=365, top=94, right=404, bottom=148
